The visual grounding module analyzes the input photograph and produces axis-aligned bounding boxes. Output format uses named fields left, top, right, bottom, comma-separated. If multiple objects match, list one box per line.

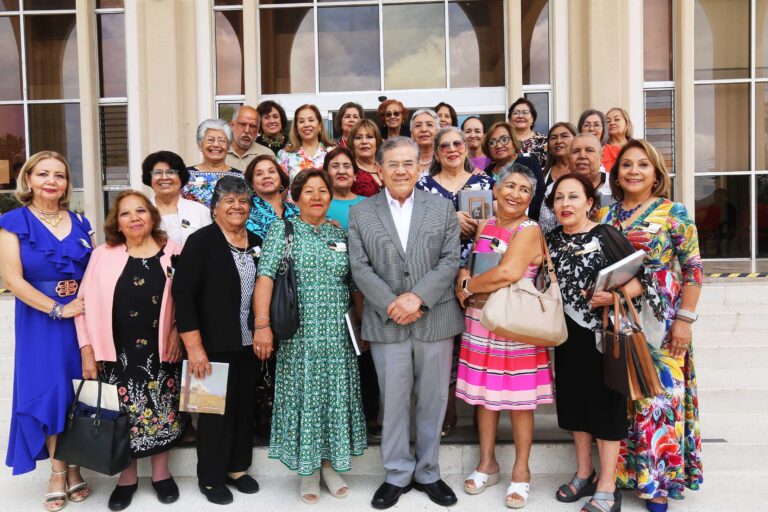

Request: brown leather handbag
left=601, top=289, right=664, bottom=400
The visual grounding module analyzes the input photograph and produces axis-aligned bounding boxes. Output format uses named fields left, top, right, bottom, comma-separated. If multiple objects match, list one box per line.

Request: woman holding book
left=454, top=163, right=554, bottom=509
left=172, top=176, right=262, bottom=505
left=77, top=191, right=185, bottom=510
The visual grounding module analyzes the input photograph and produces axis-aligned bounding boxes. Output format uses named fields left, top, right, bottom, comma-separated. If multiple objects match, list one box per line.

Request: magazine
left=458, top=189, right=494, bottom=220
left=345, top=307, right=362, bottom=356
left=179, top=361, right=229, bottom=415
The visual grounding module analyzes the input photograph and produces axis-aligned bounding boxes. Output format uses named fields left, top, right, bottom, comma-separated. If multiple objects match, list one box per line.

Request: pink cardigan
left=75, top=241, right=181, bottom=363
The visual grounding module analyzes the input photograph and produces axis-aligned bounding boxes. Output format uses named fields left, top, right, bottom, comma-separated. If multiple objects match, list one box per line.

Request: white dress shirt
left=385, top=188, right=415, bottom=252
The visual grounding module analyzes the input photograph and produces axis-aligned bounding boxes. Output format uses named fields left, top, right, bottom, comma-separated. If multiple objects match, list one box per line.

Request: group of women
left=1, top=97, right=700, bottom=512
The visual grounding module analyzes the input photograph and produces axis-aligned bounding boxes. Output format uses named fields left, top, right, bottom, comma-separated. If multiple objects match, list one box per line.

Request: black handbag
left=54, top=379, right=131, bottom=476
left=269, top=220, right=299, bottom=340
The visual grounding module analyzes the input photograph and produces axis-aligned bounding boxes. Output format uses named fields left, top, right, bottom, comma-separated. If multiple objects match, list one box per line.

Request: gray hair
left=377, top=136, right=419, bottom=165
left=577, top=108, right=609, bottom=146
left=571, top=132, right=603, bottom=157
left=196, top=118, right=233, bottom=145
left=495, top=161, right=537, bottom=199
left=210, top=175, right=253, bottom=219
left=429, top=126, right=474, bottom=176
left=231, top=104, right=257, bottom=121
left=409, top=108, right=440, bottom=133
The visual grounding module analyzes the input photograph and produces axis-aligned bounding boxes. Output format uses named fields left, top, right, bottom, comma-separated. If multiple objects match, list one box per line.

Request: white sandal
left=463, top=470, right=500, bottom=495
left=65, top=465, right=90, bottom=503
left=505, top=481, right=530, bottom=509
left=44, top=469, right=68, bottom=512
left=300, top=472, right=321, bottom=504
left=321, top=467, right=348, bottom=499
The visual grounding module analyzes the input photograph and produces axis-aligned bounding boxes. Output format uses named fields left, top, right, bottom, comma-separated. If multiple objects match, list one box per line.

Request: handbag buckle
left=55, top=280, right=79, bottom=297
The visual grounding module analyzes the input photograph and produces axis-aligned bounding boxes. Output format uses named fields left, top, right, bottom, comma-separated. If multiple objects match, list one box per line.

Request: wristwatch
left=675, top=309, right=698, bottom=323
left=461, top=278, right=473, bottom=296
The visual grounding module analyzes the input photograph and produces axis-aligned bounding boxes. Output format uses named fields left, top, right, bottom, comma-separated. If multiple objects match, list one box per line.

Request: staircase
left=1, top=281, right=766, bottom=511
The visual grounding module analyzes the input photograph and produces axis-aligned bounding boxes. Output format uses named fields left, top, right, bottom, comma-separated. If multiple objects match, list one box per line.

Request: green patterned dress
left=259, top=218, right=367, bottom=475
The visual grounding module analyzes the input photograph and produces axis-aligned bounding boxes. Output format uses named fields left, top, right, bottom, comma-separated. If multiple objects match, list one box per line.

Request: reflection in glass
left=758, top=0, right=768, bottom=77
left=756, top=84, right=768, bottom=170
left=758, top=175, right=768, bottom=257
left=25, top=0, right=75, bottom=9
left=318, top=6, right=380, bottom=92
left=694, top=0, right=750, bottom=80
left=217, top=102, right=242, bottom=123
left=96, top=0, right=124, bottom=7
left=216, top=10, right=243, bottom=95
left=644, top=0, right=673, bottom=81
left=0, top=16, right=22, bottom=100
left=0, top=1, right=19, bottom=12
left=28, top=103, right=82, bottom=188
left=25, top=14, right=79, bottom=100
left=694, top=83, right=749, bottom=172
left=383, top=3, right=445, bottom=90
left=694, top=175, right=750, bottom=258
left=97, top=13, right=126, bottom=98
left=0, top=104, right=25, bottom=191
left=100, top=105, right=129, bottom=187
left=214, top=0, right=241, bottom=5
left=521, top=0, right=549, bottom=85
left=644, top=89, right=675, bottom=173
left=450, top=0, right=505, bottom=87
left=260, top=7, right=315, bottom=94
left=523, top=92, right=549, bottom=135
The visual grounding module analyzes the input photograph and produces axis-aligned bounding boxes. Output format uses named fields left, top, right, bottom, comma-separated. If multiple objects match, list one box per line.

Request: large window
left=522, top=0, right=551, bottom=135
left=694, top=0, right=766, bottom=263
left=214, top=0, right=244, bottom=120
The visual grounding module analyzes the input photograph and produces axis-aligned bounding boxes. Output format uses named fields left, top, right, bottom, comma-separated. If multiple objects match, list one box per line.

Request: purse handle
left=535, top=228, right=560, bottom=288
left=69, top=379, right=104, bottom=423
left=277, top=220, right=295, bottom=274
left=617, top=286, right=644, bottom=332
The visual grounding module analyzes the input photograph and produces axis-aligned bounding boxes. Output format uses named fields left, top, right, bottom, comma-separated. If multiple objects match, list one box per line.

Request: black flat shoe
left=151, top=477, right=180, bottom=504
left=225, top=474, right=260, bottom=494
left=371, top=481, right=413, bottom=509
left=198, top=483, right=234, bottom=505
left=413, top=479, right=458, bottom=506
left=108, top=483, right=138, bottom=511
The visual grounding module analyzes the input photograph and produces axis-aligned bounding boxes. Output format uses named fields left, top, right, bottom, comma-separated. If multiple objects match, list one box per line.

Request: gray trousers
left=370, top=336, right=453, bottom=487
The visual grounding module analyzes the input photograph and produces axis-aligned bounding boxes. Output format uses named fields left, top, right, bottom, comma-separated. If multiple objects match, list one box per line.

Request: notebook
left=179, top=361, right=229, bottom=415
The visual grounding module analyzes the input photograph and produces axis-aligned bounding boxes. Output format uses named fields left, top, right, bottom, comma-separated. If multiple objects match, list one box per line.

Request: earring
left=653, top=180, right=659, bottom=187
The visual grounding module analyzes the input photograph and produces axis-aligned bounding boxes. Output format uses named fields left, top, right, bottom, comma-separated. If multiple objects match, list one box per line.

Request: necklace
left=30, top=204, right=63, bottom=227
left=616, top=200, right=646, bottom=223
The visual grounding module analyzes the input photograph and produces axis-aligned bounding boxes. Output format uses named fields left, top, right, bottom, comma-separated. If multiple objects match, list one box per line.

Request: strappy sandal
left=505, top=481, right=530, bottom=509
left=321, top=467, right=348, bottom=499
left=555, top=469, right=597, bottom=503
left=463, top=470, right=500, bottom=495
left=581, top=489, right=622, bottom=512
left=44, top=469, right=68, bottom=512
left=66, top=465, right=91, bottom=503
left=300, top=471, right=321, bottom=504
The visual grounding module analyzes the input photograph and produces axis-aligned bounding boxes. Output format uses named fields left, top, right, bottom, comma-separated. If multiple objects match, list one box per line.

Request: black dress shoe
left=371, top=481, right=413, bottom=509
left=108, top=482, right=138, bottom=511
left=198, top=483, right=234, bottom=505
left=151, top=477, right=180, bottom=504
left=225, top=474, right=260, bottom=494
left=413, top=479, right=458, bottom=506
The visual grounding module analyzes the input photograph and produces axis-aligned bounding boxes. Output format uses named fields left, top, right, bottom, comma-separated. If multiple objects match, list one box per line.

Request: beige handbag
left=479, top=229, right=568, bottom=347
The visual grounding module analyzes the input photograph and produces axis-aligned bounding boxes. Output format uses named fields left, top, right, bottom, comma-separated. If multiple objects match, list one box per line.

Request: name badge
left=489, top=237, right=508, bottom=254
left=181, top=219, right=192, bottom=229
left=640, top=222, right=662, bottom=234
left=79, top=238, right=91, bottom=250
left=166, top=266, right=175, bottom=279
left=576, top=239, right=600, bottom=255
left=328, top=241, right=347, bottom=252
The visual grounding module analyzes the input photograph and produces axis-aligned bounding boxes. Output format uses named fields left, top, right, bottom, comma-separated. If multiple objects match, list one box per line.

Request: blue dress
left=1, top=207, right=93, bottom=475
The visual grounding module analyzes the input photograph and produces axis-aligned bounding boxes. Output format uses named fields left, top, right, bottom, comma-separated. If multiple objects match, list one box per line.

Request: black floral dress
left=100, top=250, right=185, bottom=457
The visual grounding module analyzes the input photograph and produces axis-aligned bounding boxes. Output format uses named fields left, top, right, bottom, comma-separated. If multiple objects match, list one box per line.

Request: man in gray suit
left=348, top=136, right=464, bottom=509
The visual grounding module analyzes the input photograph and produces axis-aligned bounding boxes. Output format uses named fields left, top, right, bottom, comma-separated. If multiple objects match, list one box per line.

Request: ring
left=256, top=347, right=261, bottom=351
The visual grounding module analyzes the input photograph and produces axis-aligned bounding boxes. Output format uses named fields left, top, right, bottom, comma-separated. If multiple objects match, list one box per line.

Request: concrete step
left=695, top=367, right=768, bottom=391
left=694, top=304, right=768, bottom=333
left=694, top=331, right=768, bottom=347
left=695, top=344, right=768, bottom=368
left=698, top=283, right=768, bottom=306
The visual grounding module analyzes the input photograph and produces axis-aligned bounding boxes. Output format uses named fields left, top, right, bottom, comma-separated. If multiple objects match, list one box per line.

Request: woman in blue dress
left=0, top=151, right=94, bottom=511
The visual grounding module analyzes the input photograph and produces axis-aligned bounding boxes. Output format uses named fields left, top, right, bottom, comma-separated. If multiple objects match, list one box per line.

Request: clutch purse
left=54, top=379, right=131, bottom=476
left=270, top=220, right=299, bottom=340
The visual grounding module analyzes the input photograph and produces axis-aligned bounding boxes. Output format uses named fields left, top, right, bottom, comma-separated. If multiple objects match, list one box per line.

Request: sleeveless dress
left=455, top=219, right=554, bottom=410
left=1, top=207, right=93, bottom=475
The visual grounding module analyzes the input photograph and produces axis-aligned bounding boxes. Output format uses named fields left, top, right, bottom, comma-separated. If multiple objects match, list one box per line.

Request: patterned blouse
left=246, top=194, right=300, bottom=240
left=181, top=166, right=243, bottom=207
left=351, top=168, right=383, bottom=197
left=278, top=143, right=333, bottom=182
left=229, top=243, right=259, bottom=346
left=520, top=132, right=548, bottom=170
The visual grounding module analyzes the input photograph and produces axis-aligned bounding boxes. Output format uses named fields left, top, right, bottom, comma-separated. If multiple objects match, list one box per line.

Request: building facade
left=0, top=0, right=765, bottom=271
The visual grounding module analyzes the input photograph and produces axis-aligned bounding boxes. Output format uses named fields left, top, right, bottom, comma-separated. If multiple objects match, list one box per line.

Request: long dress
left=456, top=219, right=554, bottom=410
left=601, top=198, right=704, bottom=501
left=259, top=218, right=367, bottom=475
left=1, top=207, right=93, bottom=475
left=99, top=250, right=185, bottom=457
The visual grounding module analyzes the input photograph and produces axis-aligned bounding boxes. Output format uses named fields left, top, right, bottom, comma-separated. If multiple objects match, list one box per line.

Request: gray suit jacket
left=348, top=189, right=464, bottom=343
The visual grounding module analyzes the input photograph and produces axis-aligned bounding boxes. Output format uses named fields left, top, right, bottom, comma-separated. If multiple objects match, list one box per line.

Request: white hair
left=409, top=108, right=439, bottom=133
left=196, top=118, right=233, bottom=145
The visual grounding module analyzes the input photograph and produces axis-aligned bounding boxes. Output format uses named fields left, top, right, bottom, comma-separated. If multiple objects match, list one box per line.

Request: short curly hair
left=141, top=151, right=190, bottom=187
left=104, top=190, right=167, bottom=247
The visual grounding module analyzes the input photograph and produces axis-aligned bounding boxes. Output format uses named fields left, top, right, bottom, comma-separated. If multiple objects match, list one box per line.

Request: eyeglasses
left=582, top=123, right=602, bottom=130
left=487, top=135, right=511, bottom=148
left=511, top=110, right=531, bottom=116
left=438, top=139, right=466, bottom=153
left=204, top=137, right=228, bottom=145
left=384, top=160, right=416, bottom=171
left=384, top=111, right=402, bottom=118
left=151, top=169, right=179, bottom=178
left=235, top=121, right=259, bottom=131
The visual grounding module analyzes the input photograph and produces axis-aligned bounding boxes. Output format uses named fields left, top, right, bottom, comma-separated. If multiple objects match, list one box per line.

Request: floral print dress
left=278, top=143, right=332, bottom=182
left=100, top=250, right=185, bottom=457
left=601, top=198, right=704, bottom=501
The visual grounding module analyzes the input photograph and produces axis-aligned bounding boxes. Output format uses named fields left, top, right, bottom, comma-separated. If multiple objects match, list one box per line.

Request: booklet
left=594, top=250, right=646, bottom=293
left=72, top=380, right=120, bottom=412
left=345, top=307, right=362, bottom=356
left=469, top=251, right=502, bottom=277
left=179, top=361, right=229, bottom=415
left=458, top=189, right=494, bottom=220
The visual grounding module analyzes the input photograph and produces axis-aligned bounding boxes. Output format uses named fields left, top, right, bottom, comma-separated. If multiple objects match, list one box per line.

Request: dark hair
left=377, top=99, right=409, bottom=126
left=434, top=102, right=458, bottom=127
left=323, top=146, right=359, bottom=175
left=508, top=97, right=538, bottom=128
left=210, top=175, right=253, bottom=218
left=346, top=119, right=383, bottom=157
left=141, top=151, right=190, bottom=187
left=334, top=102, right=364, bottom=136
left=290, top=168, right=334, bottom=202
left=544, top=173, right=599, bottom=210
left=104, top=190, right=167, bottom=246
left=244, top=154, right=290, bottom=192
left=256, top=100, right=288, bottom=137
left=609, top=139, right=671, bottom=201
left=543, top=122, right=578, bottom=174
left=482, top=121, right=522, bottom=161
left=577, top=108, right=609, bottom=146
left=461, top=116, right=484, bottom=131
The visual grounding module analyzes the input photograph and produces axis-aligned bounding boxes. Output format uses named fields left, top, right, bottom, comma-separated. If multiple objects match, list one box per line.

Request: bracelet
left=48, top=301, right=63, bottom=320
left=254, top=323, right=271, bottom=329
left=675, top=315, right=694, bottom=324
left=254, top=316, right=270, bottom=320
